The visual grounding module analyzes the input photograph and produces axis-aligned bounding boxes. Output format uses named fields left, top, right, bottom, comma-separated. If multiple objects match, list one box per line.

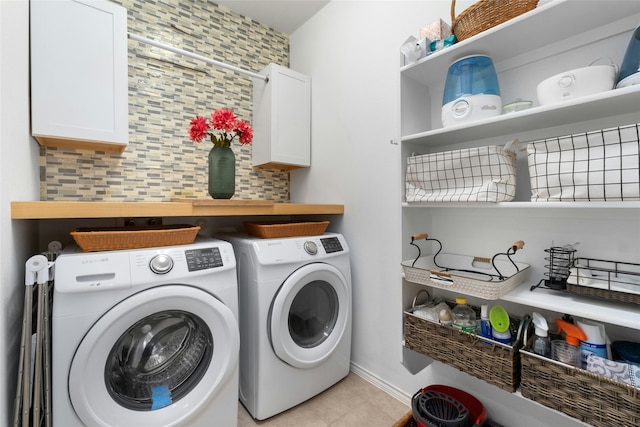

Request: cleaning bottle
left=452, top=297, right=477, bottom=333
left=531, top=312, right=550, bottom=357
left=576, top=319, right=608, bottom=368
left=479, top=304, right=492, bottom=338
left=552, top=319, right=587, bottom=367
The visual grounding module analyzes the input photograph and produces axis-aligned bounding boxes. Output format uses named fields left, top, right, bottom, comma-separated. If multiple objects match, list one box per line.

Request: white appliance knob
left=304, top=241, right=318, bottom=255
left=451, top=98, right=471, bottom=119
left=149, top=254, right=174, bottom=274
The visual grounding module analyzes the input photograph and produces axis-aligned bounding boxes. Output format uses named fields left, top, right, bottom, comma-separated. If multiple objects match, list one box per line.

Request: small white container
left=536, top=64, right=617, bottom=106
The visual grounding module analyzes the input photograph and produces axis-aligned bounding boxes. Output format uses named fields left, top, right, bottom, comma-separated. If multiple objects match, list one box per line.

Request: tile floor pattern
left=237, top=372, right=410, bottom=427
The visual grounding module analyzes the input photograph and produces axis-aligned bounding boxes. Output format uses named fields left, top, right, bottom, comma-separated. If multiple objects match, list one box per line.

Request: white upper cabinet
left=253, top=63, right=311, bottom=170
left=30, top=0, right=129, bottom=152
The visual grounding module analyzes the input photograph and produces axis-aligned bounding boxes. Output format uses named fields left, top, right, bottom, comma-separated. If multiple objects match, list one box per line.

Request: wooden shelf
left=11, top=201, right=344, bottom=219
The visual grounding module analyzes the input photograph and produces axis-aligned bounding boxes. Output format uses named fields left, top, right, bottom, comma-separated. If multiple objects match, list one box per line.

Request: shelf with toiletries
left=399, top=1, right=640, bottom=424
left=404, top=283, right=640, bottom=427
left=400, top=1, right=640, bottom=144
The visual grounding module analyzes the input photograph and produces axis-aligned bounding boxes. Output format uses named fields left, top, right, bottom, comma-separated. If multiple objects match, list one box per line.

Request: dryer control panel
left=320, top=237, right=343, bottom=253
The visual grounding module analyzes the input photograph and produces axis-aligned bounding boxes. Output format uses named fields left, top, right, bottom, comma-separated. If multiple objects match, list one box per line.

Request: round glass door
left=105, top=310, right=212, bottom=411
left=270, top=263, right=350, bottom=369
left=69, top=285, right=239, bottom=427
left=288, top=281, right=338, bottom=348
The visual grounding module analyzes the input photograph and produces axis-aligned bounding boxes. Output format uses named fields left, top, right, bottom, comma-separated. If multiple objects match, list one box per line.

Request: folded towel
left=586, top=353, right=640, bottom=389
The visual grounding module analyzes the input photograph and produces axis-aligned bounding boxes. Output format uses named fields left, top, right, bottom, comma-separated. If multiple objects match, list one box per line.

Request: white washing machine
left=223, top=232, right=352, bottom=420
left=52, top=237, right=240, bottom=427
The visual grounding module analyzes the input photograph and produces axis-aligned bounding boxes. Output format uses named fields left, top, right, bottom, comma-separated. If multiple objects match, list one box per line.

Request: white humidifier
left=442, top=55, right=501, bottom=127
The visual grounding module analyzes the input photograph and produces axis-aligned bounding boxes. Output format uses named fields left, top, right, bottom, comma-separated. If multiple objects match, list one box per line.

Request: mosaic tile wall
left=41, top=0, right=291, bottom=202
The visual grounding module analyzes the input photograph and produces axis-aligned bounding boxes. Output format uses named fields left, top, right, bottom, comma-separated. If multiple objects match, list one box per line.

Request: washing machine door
left=68, top=285, right=239, bottom=427
left=270, top=262, right=350, bottom=369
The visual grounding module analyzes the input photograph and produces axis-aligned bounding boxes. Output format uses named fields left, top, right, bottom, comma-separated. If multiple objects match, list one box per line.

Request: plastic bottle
left=576, top=319, right=608, bottom=368
left=531, top=312, right=551, bottom=357
left=479, top=304, right=492, bottom=338
left=552, top=319, right=587, bottom=367
left=452, top=297, right=477, bottom=333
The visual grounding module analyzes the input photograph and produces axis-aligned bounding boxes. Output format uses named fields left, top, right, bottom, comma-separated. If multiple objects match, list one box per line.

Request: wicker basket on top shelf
left=451, top=0, right=539, bottom=42
left=70, top=224, right=200, bottom=252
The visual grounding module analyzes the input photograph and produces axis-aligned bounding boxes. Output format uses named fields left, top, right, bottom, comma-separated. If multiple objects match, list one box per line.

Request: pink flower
left=211, top=108, right=238, bottom=132
left=188, top=116, right=210, bottom=142
left=188, top=108, right=253, bottom=148
left=236, top=120, right=253, bottom=145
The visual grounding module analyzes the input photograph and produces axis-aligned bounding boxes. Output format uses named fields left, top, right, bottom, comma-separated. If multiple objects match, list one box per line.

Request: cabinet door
left=253, top=63, right=311, bottom=169
left=30, top=0, right=128, bottom=152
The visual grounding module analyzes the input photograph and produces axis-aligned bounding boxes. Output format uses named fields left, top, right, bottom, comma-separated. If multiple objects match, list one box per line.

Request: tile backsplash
left=41, top=0, right=290, bottom=202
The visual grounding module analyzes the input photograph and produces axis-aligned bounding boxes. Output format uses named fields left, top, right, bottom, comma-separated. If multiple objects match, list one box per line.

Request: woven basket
left=404, top=311, right=521, bottom=392
left=401, top=255, right=529, bottom=300
left=451, top=0, right=539, bottom=42
left=520, top=345, right=640, bottom=427
left=243, top=221, right=329, bottom=238
left=70, top=224, right=200, bottom=252
left=567, top=283, right=640, bottom=305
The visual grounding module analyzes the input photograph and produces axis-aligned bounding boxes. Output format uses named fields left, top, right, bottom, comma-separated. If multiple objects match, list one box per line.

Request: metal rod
left=128, top=33, right=268, bottom=82
left=33, top=283, right=44, bottom=425
left=21, top=285, right=32, bottom=427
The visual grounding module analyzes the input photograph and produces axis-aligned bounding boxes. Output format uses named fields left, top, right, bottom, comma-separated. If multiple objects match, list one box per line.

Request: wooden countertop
left=11, top=200, right=344, bottom=219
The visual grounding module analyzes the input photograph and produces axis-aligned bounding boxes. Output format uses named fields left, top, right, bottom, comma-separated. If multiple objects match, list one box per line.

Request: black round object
left=412, top=389, right=470, bottom=427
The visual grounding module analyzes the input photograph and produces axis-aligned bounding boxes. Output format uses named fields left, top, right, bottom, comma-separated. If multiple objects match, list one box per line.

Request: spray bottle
left=552, top=319, right=587, bottom=367
left=531, top=312, right=550, bottom=357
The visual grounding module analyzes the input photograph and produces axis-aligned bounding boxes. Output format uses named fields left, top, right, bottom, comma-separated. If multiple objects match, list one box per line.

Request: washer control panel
left=320, top=237, right=343, bottom=253
left=184, top=247, right=223, bottom=272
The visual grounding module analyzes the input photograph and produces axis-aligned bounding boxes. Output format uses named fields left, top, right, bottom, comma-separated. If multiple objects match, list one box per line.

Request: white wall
left=1, top=1, right=42, bottom=424
left=290, top=2, right=587, bottom=425
left=289, top=0, right=462, bottom=393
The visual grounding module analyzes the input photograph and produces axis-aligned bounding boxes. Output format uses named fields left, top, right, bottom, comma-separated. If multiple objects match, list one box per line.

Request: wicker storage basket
left=567, top=283, right=640, bottom=305
left=566, top=257, right=640, bottom=304
left=402, top=254, right=529, bottom=300
left=243, top=221, right=329, bottom=238
left=520, top=345, right=640, bottom=427
left=403, top=311, right=521, bottom=392
left=70, top=224, right=200, bottom=252
left=451, top=0, right=539, bottom=42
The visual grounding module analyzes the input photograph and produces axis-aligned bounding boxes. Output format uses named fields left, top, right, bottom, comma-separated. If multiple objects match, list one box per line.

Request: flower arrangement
left=188, top=108, right=253, bottom=148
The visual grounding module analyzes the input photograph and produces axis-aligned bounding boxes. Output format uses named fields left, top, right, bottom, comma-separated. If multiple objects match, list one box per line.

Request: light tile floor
left=237, top=372, right=410, bottom=426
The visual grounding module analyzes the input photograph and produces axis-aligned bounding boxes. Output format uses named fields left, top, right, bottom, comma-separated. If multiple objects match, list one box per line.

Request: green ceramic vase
left=208, top=146, right=235, bottom=199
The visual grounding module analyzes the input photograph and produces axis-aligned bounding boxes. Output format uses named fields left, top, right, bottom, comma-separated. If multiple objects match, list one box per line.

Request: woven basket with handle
left=451, top=0, right=539, bottom=42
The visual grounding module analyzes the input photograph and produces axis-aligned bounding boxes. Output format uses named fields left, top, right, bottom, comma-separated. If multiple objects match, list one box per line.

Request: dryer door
left=270, top=263, right=350, bottom=369
left=68, top=285, right=239, bottom=427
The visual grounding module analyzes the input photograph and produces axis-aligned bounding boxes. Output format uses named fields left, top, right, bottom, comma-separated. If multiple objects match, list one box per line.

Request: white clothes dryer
left=52, top=238, right=240, bottom=427
left=223, top=232, right=352, bottom=420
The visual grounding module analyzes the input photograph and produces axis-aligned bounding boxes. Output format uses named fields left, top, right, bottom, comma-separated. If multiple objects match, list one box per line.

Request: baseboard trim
left=349, top=362, right=412, bottom=406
